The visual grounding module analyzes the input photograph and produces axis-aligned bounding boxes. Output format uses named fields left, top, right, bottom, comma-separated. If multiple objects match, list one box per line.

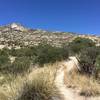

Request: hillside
left=0, top=23, right=100, bottom=100
left=0, top=23, right=99, bottom=48
left=0, top=23, right=75, bottom=47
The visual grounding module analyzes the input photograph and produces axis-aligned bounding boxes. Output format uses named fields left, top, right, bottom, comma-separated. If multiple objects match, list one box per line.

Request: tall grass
left=0, top=75, right=25, bottom=100
left=0, top=64, right=61, bottom=100
left=64, top=71, right=100, bottom=97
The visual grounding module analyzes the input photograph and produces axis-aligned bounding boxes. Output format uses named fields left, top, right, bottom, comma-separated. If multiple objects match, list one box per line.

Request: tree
left=79, top=47, right=100, bottom=75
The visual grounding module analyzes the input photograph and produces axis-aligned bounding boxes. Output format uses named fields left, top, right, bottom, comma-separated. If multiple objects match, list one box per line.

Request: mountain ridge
left=0, top=23, right=99, bottom=48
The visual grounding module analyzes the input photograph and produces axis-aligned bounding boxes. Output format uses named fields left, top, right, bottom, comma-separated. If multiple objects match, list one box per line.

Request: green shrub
left=6, top=57, right=31, bottom=75
left=95, top=55, right=100, bottom=78
left=69, top=37, right=95, bottom=54
left=10, top=47, right=37, bottom=58
left=95, top=55, right=100, bottom=71
left=34, top=43, right=69, bottom=65
left=10, top=43, right=69, bottom=65
left=0, top=55, right=11, bottom=71
left=79, top=47, right=100, bottom=75
left=0, top=48, right=9, bottom=57
left=10, top=48, right=26, bottom=57
left=10, top=47, right=17, bottom=56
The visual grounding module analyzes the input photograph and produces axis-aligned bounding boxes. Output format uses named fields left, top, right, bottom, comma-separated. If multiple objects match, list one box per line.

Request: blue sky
left=0, top=0, right=100, bottom=35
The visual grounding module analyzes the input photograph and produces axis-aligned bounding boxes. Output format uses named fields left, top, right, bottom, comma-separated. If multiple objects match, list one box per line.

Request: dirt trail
left=55, top=57, right=100, bottom=100
left=55, top=67, right=85, bottom=100
left=27, top=57, right=100, bottom=100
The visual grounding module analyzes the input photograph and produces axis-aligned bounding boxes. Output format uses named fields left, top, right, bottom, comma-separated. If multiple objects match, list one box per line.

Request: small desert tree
left=79, top=47, right=100, bottom=76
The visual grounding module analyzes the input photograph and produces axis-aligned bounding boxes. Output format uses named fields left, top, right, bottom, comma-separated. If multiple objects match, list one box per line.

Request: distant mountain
left=0, top=23, right=99, bottom=48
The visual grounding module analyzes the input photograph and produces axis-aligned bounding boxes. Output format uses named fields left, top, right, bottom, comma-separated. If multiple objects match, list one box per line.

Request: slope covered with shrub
left=69, top=37, right=100, bottom=78
left=0, top=42, right=69, bottom=75
left=0, top=36, right=100, bottom=100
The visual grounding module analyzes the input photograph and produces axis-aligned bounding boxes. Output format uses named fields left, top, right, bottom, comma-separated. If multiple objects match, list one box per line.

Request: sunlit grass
left=64, top=71, right=100, bottom=97
left=0, top=63, right=60, bottom=100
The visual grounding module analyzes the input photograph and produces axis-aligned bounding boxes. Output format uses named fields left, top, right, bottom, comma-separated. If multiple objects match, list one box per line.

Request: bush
left=10, top=48, right=27, bottom=57
left=9, top=47, right=17, bottom=56
left=0, top=55, right=11, bottom=71
left=17, top=81, right=56, bottom=100
left=5, top=57, right=31, bottom=75
left=0, top=48, right=9, bottom=57
left=34, top=43, right=69, bottom=65
left=17, top=66, right=59, bottom=100
left=12, top=57, right=31, bottom=74
left=10, top=47, right=37, bottom=58
left=9, top=43, right=69, bottom=65
left=95, top=55, right=100, bottom=78
left=69, top=37, right=95, bottom=54
left=79, top=47, right=100, bottom=75
left=95, top=55, right=100, bottom=71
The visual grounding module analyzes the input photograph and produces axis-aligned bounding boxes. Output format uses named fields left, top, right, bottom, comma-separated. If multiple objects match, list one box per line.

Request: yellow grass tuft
left=0, top=63, right=60, bottom=100
left=64, top=72, right=100, bottom=97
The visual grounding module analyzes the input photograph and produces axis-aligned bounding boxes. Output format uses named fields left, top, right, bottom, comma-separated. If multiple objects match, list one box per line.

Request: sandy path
left=27, top=57, right=100, bottom=100
left=55, top=58, right=100, bottom=100
left=55, top=68, right=85, bottom=100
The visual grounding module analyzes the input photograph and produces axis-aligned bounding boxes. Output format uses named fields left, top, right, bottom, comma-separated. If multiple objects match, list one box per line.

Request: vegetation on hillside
left=0, top=42, right=69, bottom=75
left=0, top=36, right=100, bottom=100
left=69, top=37, right=95, bottom=54
left=0, top=37, right=100, bottom=77
left=69, top=37, right=100, bottom=78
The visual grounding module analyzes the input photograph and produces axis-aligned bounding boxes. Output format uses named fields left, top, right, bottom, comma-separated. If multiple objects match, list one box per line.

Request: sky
left=0, top=0, right=100, bottom=35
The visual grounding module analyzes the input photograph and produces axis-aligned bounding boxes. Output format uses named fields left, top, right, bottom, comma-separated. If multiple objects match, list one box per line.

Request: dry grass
left=1, top=60, right=100, bottom=100
left=64, top=71, right=100, bottom=97
left=0, top=63, right=60, bottom=100
left=18, top=64, right=59, bottom=100
left=0, top=75, right=26, bottom=100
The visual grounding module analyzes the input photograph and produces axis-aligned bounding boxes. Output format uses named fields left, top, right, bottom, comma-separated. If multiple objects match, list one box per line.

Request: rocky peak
left=10, top=23, right=20, bottom=28
left=9, top=23, right=27, bottom=31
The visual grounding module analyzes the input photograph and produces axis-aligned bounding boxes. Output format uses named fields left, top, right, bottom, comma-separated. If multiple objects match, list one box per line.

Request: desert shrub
left=69, top=37, right=95, bottom=54
left=17, top=66, right=59, bottom=100
left=18, top=83, right=56, bottom=100
left=0, top=48, right=11, bottom=73
left=9, top=47, right=17, bottom=56
left=10, top=48, right=26, bottom=57
left=0, top=48, right=9, bottom=57
left=95, top=55, right=100, bottom=78
left=10, top=47, right=37, bottom=58
left=23, top=46, right=38, bottom=59
left=95, top=55, right=100, bottom=71
left=0, top=55, right=11, bottom=71
left=34, top=43, right=69, bottom=65
left=79, top=47, right=100, bottom=75
left=5, top=57, right=31, bottom=75
left=64, top=72, right=100, bottom=96
left=10, top=43, right=69, bottom=65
